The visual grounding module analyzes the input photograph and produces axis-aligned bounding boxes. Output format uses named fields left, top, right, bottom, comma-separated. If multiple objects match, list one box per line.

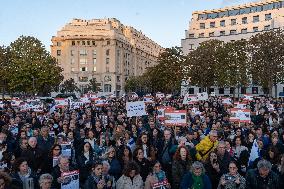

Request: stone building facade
left=51, top=18, right=163, bottom=96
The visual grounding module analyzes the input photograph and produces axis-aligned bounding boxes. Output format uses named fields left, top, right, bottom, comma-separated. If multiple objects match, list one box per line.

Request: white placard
left=210, top=92, right=216, bottom=97
left=126, top=101, right=147, bottom=117
left=197, top=92, right=208, bottom=101
left=156, top=92, right=165, bottom=98
left=164, top=110, right=187, bottom=126
left=244, top=94, right=253, bottom=101
left=61, top=170, right=79, bottom=189
left=183, top=94, right=198, bottom=104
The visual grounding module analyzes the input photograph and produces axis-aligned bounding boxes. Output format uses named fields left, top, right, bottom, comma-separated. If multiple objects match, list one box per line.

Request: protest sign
left=222, top=98, right=232, bottom=105
left=210, top=92, right=216, bottom=97
left=61, top=142, right=72, bottom=157
left=197, top=92, right=208, bottom=101
left=157, top=106, right=175, bottom=120
left=183, top=94, right=198, bottom=104
left=53, top=156, right=59, bottom=167
left=243, top=94, right=253, bottom=101
left=235, top=102, right=247, bottom=109
left=61, top=170, right=79, bottom=189
left=229, top=108, right=251, bottom=123
left=156, top=92, right=165, bottom=98
left=94, top=99, right=107, bottom=106
left=126, top=101, right=147, bottom=117
left=143, top=96, right=154, bottom=103
left=164, top=110, right=187, bottom=126
left=55, top=98, right=69, bottom=108
left=152, top=180, right=169, bottom=189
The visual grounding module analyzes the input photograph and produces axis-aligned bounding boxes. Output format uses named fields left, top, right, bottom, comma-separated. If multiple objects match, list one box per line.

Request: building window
left=72, top=41, right=75, bottom=46
left=71, top=67, right=75, bottom=72
left=219, top=88, right=224, bottom=94
left=77, top=41, right=80, bottom=45
left=79, top=58, right=87, bottom=64
left=198, top=14, right=207, bottom=20
left=93, top=58, right=96, bottom=64
left=106, top=40, right=110, bottom=45
left=241, top=28, right=247, bottom=34
left=229, top=9, right=240, bottom=16
left=106, top=57, right=110, bottom=64
left=57, top=50, right=61, bottom=56
left=57, top=42, right=61, bottom=46
left=230, top=87, right=235, bottom=94
left=188, top=88, right=194, bottom=94
left=189, top=44, right=194, bottom=50
left=251, top=6, right=262, bottom=13
left=71, top=50, right=74, bottom=56
left=82, top=41, right=86, bottom=45
left=253, top=27, right=259, bottom=32
left=208, top=13, right=218, bottom=19
left=200, top=23, right=205, bottom=29
left=241, top=87, right=246, bottom=94
left=242, top=17, right=247, bottom=24
left=104, top=84, right=112, bottom=92
left=199, top=33, right=204, bottom=37
left=93, top=67, right=96, bottom=72
left=92, top=41, right=96, bottom=46
left=71, top=58, right=75, bottom=64
left=210, top=22, right=215, bottom=28
left=87, top=41, right=90, bottom=46
left=106, top=49, right=110, bottom=56
left=263, top=4, right=273, bottom=11
left=209, top=32, right=214, bottom=37
left=264, top=25, right=270, bottom=31
left=188, top=34, right=195, bottom=38
left=79, top=49, right=87, bottom=56
left=252, top=87, right=258, bottom=94
left=230, top=30, right=237, bottom=35
left=265, top=13, right=272, bottom=21
left=220, top=20, right=225, bottom=27
left=253, top=15, right=259, bottom=23
left=219, top=11, right=228, bottom=18
left=79, top=77, right=88, bottom=82
left=240, top=8, right=250, bottom=14
left=80, top=67, right=87, bottom=72
left=209, top=88, right=214, bottom=94
left=199, top=88, right=202, bottom=93
left=231, top=19, right=237, bottom=25
left=220, top=31, right=225, bottom=36
left=93, top=50, right=97, bottom=56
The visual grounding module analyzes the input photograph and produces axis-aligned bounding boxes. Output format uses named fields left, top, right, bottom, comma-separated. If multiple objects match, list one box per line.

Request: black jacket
left=246, top=168, right=281, bottom=189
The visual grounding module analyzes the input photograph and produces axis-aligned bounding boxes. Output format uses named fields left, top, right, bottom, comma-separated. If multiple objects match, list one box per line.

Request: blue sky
left=0, top=0, right=256, bottom=49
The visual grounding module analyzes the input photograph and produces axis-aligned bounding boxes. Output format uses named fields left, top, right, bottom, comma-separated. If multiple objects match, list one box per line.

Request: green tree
left=60, top=78, right=80, bottom=93
left=248, top=30, right=284, bottom=96
left=8, top=36, right=63, bottom=95
left=146, top=47, right=186, bottom=93
left=0, top=46, right=10, bottom=99
left=125, top=76, right=139, bottom=92
left=217, top=40, right=250, bottom=96
left=87, top=78, right=100, bottom=92
left=186, top=40, right=223, bottom=92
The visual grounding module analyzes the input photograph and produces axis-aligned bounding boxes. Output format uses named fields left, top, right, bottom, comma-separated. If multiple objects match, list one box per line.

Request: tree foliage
left=7, top=36, right=63, bottom=95
left=87, top=78, right=100, bottom=92
left=248, top=30, right=284, bottom=96
left=60, top=78, right=80, bottom=94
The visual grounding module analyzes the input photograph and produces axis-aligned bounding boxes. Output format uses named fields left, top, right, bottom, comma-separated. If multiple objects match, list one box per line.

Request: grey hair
left=28, top=137, right=37, bottom=143
left=257, top=159, right=272, bottom=171
left=209, top=130, right=218, bottom=136
left=102, top=160, right=110, bottom=168
left=58, top=155, right=69, bottom=164
left=39, top=173, right=53, bottom=185
left=190, top=161, right=205, bottom=173
left=217, top=141, right=226, bottom=147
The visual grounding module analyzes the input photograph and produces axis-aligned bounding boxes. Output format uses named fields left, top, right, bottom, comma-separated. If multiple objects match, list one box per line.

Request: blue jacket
left=180, top=172, right=212, bottom=189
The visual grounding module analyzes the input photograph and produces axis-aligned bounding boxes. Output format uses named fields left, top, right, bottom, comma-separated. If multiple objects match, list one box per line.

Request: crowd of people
left=0, top=95, right=284, bottom=189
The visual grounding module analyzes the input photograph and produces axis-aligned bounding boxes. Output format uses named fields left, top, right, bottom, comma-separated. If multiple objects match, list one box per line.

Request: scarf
left=191, top=174, right=203, bottom=189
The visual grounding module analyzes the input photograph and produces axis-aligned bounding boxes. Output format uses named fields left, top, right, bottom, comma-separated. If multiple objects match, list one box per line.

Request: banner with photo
left=164, top=110, right=187, bottom=126
left=183, top=94, right=198, bottom=104
left=61, top=170, right=79, bottom=189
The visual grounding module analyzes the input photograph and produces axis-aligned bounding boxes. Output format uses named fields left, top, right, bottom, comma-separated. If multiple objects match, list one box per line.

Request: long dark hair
left=49, top=144, right=62, bottom=157
left=12, top=158, right=28, bottom=173
left=123, top=161, right=140, bottom=177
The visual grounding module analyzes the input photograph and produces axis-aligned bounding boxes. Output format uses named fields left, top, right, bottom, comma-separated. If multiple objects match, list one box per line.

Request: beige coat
left=116, top=174, right=144, bottom=189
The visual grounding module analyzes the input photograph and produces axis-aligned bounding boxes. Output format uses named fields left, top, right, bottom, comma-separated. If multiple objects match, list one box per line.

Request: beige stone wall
left=51, top=18, right=164, bottom=95
left=182, top=0, right=284, bottom=55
